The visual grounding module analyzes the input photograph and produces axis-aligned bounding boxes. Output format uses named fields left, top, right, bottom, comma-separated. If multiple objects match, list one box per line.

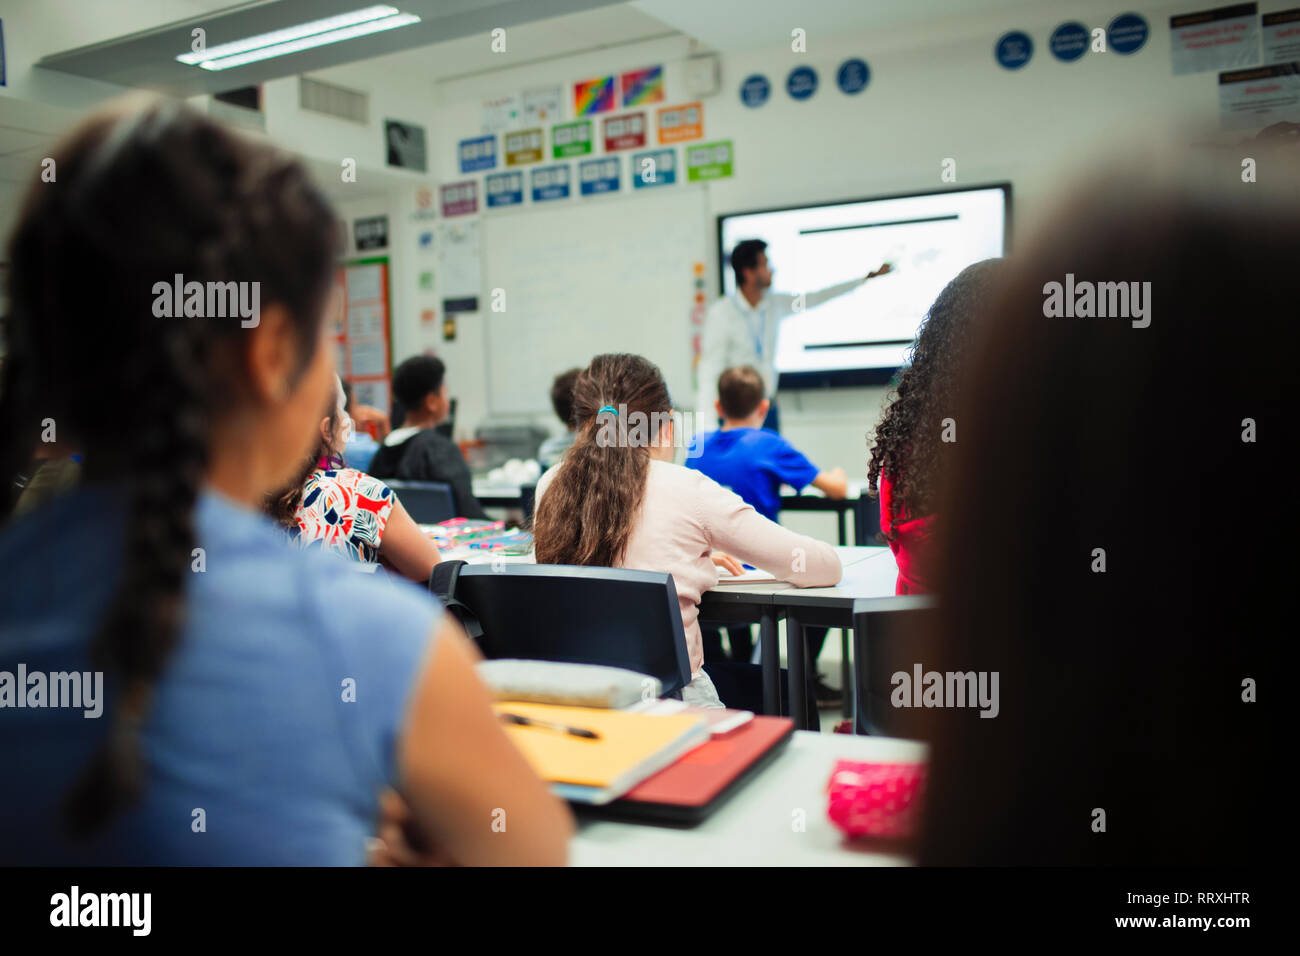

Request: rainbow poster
left=621, top=65, right=664, bottom=106
left=574, top=76, right=615, bottom=116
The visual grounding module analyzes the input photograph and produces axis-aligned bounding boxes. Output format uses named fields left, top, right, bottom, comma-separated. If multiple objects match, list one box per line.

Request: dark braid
left=1, top=98, right=337, bottom=838
left=866, top=259, right=1002, bottom=528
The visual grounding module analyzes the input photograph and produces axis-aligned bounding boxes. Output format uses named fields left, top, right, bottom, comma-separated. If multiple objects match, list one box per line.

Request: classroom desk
left=779, top=481, right=871, bottom=547
left=570, top=730, right=925, bottom=866
left=471, top=479, right=533, bottom=512
left=699, top=547, right=899, bottom=730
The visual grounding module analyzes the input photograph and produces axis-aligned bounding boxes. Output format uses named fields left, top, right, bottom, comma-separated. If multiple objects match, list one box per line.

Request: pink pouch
left=826, top=760, right=926, bottom=839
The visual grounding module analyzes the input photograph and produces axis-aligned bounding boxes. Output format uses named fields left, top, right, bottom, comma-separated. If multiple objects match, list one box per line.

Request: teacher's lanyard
left=732, top=294, right=767, bottom=361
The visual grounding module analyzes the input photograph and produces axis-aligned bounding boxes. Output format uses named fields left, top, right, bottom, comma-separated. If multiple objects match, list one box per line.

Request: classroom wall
left=395, top=0, right=1232, bottom=479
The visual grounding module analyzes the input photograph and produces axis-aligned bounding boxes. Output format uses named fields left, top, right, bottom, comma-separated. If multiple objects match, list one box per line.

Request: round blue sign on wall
left=740, top=74, right=771, bottom=108
left=1050, top=21, right=1089, bottom=62
left=836, top=58, right=871, bottom=94
left=995, top=30, right=1034, bottom=70
left=786, top=66, right=819, bottom=100
left=1108, top=12, right=1149, bottom=55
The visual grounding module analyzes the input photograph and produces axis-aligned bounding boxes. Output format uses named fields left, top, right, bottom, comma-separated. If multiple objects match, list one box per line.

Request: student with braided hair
left=0, top=97, right=571, bottom=865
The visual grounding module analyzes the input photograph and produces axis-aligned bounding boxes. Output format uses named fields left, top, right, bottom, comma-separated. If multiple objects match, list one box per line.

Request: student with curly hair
left=866, top=259, right=1001, bottom=594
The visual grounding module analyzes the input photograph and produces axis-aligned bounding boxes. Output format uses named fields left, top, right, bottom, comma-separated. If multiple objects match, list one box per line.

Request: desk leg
left=760, top=610, right=779, bottom=716
left=840, top=628, right=852, bottom=718
left=787, top=614, right=809, bottom=731
left=836, top=509, right=847, bottom=547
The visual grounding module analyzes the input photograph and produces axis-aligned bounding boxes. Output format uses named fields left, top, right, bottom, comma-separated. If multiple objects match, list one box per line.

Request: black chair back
left=452, top=564, right=693, bottom=695
left=386, top=479, right=457, bottom=524
left=852, top=596, right=937, bottom=737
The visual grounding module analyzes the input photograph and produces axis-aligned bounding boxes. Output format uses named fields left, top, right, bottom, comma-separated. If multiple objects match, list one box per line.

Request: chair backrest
left=854, top=492, right=884, bottom=546
left=452, top=564, right=693, bottom=695
left=385, top=479, right=457, bottom=524
left=851, top=596, right=937, bottom=737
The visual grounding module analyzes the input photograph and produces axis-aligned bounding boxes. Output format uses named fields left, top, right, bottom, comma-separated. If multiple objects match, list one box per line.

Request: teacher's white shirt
left=695, top=278, right=863, bottom=429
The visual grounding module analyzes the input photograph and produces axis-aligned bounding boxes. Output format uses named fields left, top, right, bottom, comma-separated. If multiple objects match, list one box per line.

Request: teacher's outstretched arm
left=801, top=260, right=893, bottom=310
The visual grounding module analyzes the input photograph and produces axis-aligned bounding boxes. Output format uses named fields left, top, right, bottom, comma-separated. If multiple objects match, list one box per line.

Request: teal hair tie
left=598, top=405, right=619, bottom=416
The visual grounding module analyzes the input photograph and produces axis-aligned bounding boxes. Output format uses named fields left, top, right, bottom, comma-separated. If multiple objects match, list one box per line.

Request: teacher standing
left=696, top=239, right=891, bottom=433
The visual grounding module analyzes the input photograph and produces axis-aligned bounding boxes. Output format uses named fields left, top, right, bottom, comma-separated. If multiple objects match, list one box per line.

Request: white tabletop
left=570, top=730, right=926, bottom=866
left=781, top=480, right=869, bottom=500
left=708, top=546, right=895, bottom=599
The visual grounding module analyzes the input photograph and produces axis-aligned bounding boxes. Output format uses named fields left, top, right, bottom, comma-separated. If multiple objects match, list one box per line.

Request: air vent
left=299, top=77, right=369, bottom=125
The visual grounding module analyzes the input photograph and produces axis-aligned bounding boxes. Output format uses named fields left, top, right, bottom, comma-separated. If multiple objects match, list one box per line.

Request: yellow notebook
left=493, top=702, right=709, bottom=804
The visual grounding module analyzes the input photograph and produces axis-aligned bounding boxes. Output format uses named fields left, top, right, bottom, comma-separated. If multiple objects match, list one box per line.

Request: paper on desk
left=715, top=566, right=777, bottom=584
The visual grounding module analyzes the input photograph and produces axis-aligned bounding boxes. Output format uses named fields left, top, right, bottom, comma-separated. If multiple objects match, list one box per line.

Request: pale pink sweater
left=536, top=459, right=842, bottom=676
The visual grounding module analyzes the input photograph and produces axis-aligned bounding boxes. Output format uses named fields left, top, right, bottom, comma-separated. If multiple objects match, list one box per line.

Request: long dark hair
left=914, top=150, right=1291, bottom=865
left=0, top=97, right=337, bottom=837
left=533, top=354, right=672, bottom=567
left=866, top=259, right=1001, bottom=524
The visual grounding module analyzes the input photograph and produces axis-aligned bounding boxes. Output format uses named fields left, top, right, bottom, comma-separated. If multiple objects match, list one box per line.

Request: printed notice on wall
left=1218, top=62, right=1300, bottom=129
left=1263, top=8, right=1300, bottom=64
left=1170, top=4, right=1260, bottom=75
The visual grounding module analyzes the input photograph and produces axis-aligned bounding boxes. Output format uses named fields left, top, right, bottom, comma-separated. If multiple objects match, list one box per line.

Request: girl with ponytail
left=533, top=354, right=842, bottom=707
left=0, top=97, right=570, bottom=864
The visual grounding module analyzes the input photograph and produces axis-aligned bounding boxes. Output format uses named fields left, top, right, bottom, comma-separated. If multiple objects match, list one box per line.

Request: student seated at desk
left=688, top=364, right=846, bottom=675
left=866, top=259, right=1001, bottom=595
left=689, top=365, right=847, bottom=520
left=270, top=375, right=441, bottom=583
left=0, top=98, right=571, bottom=865
left=915, top=149, right=1287, bottom=865
left=532, top=353, right=842, bottom=709
left=537, top=367, right=581, bottom=469
left=368, top=355, right=488, bottom=520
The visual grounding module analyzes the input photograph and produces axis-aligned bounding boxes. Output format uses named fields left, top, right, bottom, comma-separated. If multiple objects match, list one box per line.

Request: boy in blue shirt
left=689, top=367, right=847, bottom=695
left=689, top=365, right=847, bottom=519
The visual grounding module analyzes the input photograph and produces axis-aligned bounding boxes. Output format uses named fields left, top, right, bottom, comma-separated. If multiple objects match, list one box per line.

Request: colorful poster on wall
left=340, top=258, right=392, bottom=415
left=579, top=157, right=620, bottom=195
left=552, top=119, right=593, bottom=158
left=1218, top=61, right=1300, bottom=128
left=686, top=140, right=733, bottom=181
left=603, top=112, right=647, bottom=151
left=740, top=74, right=771, bottom=107
left=531, top=164, right=571, bottom=201
left=486, top=170, right=524, bottom=208
left=1170, top=4, right=1260, bottom=75
left=482, top=94, right=520, bottom=133
left=621, top=65, right=664, bottom=106
left=631, top=148, right=676, bottom=188
left=574, top=76, right=615, bottom=115
left=458, top=134, right=497, bottom=173
left=1263, top=8, right=1300, bottom=64
left=504, top=127, right=544, bottom=165
left=440, top=181, right=478, bottom=217
left=524, top=85, right=564, bottom=125
left=657, top=102, right=703, bottom=143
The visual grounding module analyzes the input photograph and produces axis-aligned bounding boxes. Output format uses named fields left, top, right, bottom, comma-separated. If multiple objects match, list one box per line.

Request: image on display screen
left=718, top=184, right=1010, bottom=384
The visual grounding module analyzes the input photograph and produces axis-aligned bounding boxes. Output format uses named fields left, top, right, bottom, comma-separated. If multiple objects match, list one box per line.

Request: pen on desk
left=499, top=712, right=601, bottom=739
left=742, top=563, right=756, bottom=571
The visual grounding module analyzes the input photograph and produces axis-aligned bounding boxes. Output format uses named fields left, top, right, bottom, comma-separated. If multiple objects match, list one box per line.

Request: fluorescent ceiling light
left=175, top=5, right=420, bottom=71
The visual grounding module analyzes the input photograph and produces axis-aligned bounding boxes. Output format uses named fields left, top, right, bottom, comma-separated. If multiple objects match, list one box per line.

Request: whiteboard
left=480, top=187, right=708, bottom=417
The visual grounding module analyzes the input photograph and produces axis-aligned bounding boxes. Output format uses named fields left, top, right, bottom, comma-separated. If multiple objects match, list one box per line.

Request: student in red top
left=866, top=259, right=1002, bottom=594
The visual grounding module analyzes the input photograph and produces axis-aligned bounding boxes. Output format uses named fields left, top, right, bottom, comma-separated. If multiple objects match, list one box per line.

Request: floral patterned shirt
left=293, top=468, right=395, bottom=565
